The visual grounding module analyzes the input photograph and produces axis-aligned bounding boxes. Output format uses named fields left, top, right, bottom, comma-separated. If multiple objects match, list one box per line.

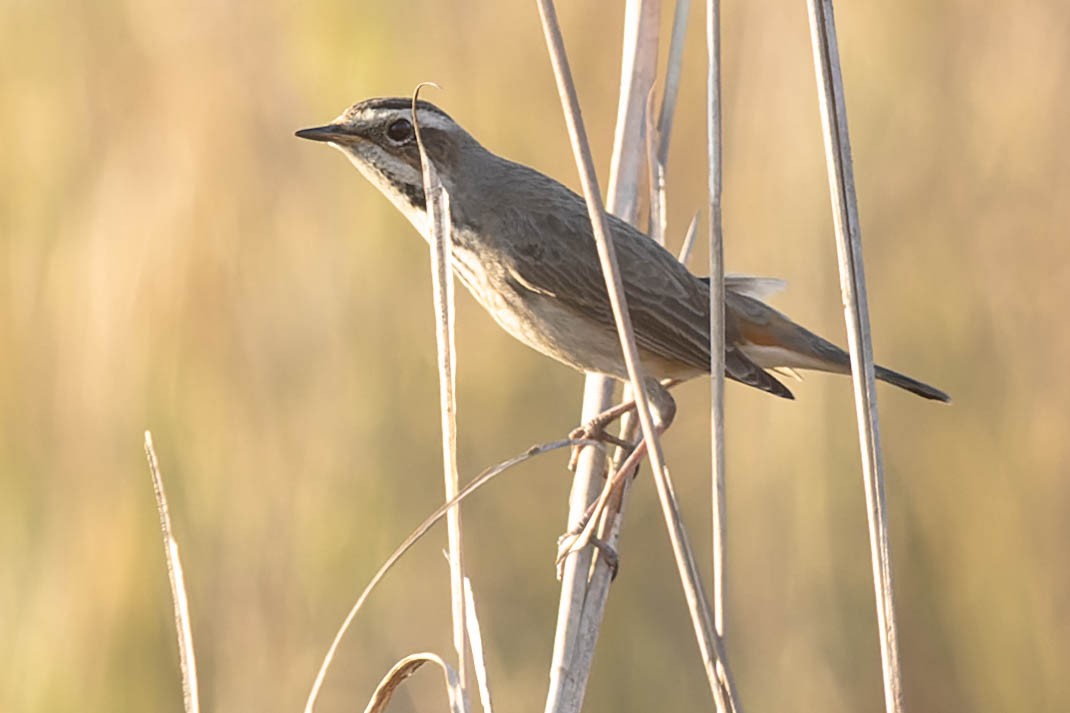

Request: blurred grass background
left=2, top=0, right=1067, bottom=711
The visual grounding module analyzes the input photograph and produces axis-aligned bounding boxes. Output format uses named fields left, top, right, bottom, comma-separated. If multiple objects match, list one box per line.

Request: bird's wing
left=724, top=274, right=787, bottom=300
left=503, top=201, right=794, bottom=398
left=505, top=205, right=712, bottom=370
left=724, top=347, right=796, bottom=399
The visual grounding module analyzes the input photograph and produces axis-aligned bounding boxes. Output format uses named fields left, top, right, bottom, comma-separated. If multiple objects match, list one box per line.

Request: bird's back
left=451, top=153, right=793, bottom=397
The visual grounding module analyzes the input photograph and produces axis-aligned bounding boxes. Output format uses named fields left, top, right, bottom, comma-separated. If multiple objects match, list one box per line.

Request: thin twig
left=463, top=577, right=495, bottom=713
left=656, top=0, right=691, bottom=168
left=646, top=90, right=665, bottom=243
left=304, top=438, right=591, bottom=713
left=806, top=3, right=903, bottom=713
left=535, top=1, right=732, bottom=709
left=678, top=213, right=700, bottom=266
left=649, top=0, right=690, bottom=248
left=143, top=432, right=200, bottom=713
left=413, top=83, right=470, bottom=700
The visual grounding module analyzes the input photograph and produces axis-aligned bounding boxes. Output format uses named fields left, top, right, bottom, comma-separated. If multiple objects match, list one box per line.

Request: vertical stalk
left=705, top=0, right=728, bottom=646
left=545, top=2, right=658, bottom=710
left=415, top=89, right=470, bottom=699
left=806, top=3, right=904, bottom=712
left=537, top=2, right=740, bottom=711
left=144, top=432, right=201, bottom=713
left=545, top=376, right=613, bottom=713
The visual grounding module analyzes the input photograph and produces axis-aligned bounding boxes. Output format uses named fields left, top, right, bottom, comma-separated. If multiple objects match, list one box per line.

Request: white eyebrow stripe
left=410, top=109, right=455, bottom=131
left=352, top=106, right=455, bottom=133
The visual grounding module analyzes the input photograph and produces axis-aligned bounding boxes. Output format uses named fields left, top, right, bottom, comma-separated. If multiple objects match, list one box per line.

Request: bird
left=296, top=97, right=949, bottom=426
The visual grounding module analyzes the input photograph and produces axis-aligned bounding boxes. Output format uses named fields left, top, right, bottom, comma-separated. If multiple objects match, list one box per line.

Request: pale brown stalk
left=412, top=84, right=470, bottom=702
left=706, top=0, right=728, bottom=647
left=807, top=2, right=904, bottom=712
left=544, top=2, right=661, bottom=711
left=362, top=653, right=466, bottom=713
left=143, top=432, right=200, bottom=713
left=536, top=1, right=735, bottom=710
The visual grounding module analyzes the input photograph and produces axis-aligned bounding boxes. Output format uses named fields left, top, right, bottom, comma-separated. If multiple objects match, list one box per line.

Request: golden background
left=2, top=0, right=1067, bottom=711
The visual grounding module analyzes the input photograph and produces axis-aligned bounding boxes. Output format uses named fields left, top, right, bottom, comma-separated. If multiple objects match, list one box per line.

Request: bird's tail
left=874, top=365, right=951, bottom=402
left=787, top=333, right=951, bottom=403
left=786, top=330, right=950, bottom=403
left=733, top=294, right=951, bottom=403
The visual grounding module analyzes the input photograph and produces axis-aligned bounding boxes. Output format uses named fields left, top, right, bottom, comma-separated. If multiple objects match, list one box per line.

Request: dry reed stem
left=362, top=653, right=467, bottom=713
left=544, top=2, right=660, bottom=710
left=646, top=89, right=666, bottom=245
left=650, top=0, right=692, bottom=243
left=657, top=0, right=691, bottom=167
left=706, top=2, right=743, bottom=708
left=606, top=0, right=661, bottom=224
left=143, top=431, right=200, bottom=713
left=705, top=0, right=728, bottom=645
left=678, top=213, right=700, bottom=266
left=640, top=0, right=691, bottom=270
left=463, top=577, right=495, bottom=713
left=535, top=1, right=732, bottom=710
left=806, top=2, right=904, bottom=712
left=545, top=378, right=613, bottom=711
left=412, top=84, right=471, bottom=701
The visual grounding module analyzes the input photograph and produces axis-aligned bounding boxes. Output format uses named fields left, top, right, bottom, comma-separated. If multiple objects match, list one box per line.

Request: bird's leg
left=567, top=399, right=637, bottom=471
left=567, top=378, right=680, bottom=471
left=570, top=398, right=637, bottom=444
left=557, top=382, right=677, bottom=575
left=557, top=436, right=650, bottom=578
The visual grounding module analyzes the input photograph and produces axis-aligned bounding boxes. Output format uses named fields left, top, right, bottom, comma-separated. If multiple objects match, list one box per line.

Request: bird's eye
left=386, top=118, right=414, bottom=144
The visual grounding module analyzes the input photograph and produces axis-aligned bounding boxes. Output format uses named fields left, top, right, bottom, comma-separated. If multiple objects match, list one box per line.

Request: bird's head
left=296, top=97, right=476, bottom=223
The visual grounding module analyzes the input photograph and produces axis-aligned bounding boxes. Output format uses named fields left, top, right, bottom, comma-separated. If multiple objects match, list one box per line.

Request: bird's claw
left=555, top=532, right=620, bottom=581
left=568, top=420, right=632, bottom=471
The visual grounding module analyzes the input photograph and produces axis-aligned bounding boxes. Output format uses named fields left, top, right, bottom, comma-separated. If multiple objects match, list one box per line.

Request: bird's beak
left=295, top=124, right=349, bottom=143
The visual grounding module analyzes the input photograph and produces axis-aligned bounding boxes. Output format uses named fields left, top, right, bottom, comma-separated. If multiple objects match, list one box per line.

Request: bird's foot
left=567, top=407, right=636, bottom=471
left=556, top=530, right=620, bottom=581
